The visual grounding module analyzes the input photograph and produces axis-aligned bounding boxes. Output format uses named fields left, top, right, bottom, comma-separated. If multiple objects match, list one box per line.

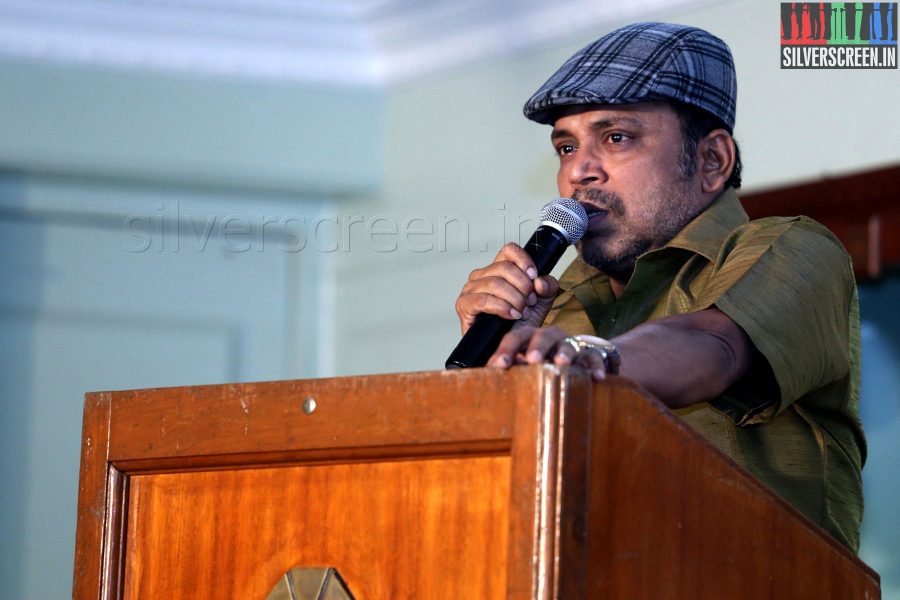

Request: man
left=808, top=3, right=822, bottom=40
left=795, top=1, right=806, bottom=39
left=781, top=2, right=794, bottom=39
left=823, top=3, right=833, bottom=40
left=846, top=2, right=858, bottom=39
left=883, top=2, right=897, bottom=41
left=453, top=22, right=864, bottom=551
left=860, top=2, right=875, bottom=40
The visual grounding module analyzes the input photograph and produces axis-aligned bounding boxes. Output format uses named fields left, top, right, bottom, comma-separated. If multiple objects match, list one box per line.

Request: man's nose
left=568, top=150, right=608, bottom=186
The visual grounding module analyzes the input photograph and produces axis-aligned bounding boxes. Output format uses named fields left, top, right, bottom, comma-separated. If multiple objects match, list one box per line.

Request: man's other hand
left=486, top=325, right=611, bottom=381
left=455, top=242, right=560, bottom=334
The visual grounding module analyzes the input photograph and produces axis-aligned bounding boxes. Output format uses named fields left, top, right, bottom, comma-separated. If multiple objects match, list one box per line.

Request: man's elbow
left=653, top=312, right=753, bottom=407
left=667, top=329, right=746, bottom=407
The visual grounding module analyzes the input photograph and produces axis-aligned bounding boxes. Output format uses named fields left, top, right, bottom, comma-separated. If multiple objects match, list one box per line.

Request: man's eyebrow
left=591, top=116, right=644, bottom=130
left=551, top=116, right=645, bottom=141
left=550, top=128, right=573, bottom=141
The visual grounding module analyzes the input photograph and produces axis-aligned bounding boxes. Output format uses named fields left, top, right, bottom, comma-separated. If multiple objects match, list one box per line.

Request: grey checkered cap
left=523, top=22, right=737, bottom=131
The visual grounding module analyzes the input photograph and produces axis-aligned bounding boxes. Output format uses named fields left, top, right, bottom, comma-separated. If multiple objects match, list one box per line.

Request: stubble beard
left=575, top=182, right=698, bottom=282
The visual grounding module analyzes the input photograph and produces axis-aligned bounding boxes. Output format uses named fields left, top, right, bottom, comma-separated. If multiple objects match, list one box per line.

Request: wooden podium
left=72, top=366, right=880, bottom=599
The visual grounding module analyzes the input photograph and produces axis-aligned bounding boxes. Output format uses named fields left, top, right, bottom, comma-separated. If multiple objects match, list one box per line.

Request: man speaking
left=453, top=22, right=864, bottom=552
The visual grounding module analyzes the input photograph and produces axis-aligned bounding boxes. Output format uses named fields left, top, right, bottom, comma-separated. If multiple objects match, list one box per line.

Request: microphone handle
left=445, top=225, right=570, bottom=369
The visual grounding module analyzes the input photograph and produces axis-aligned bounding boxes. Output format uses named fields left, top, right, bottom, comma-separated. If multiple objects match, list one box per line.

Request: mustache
left=572, top=188, right=626, bottom=218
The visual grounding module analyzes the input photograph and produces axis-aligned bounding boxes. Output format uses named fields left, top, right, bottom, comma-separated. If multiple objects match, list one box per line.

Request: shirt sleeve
left=692, top=216, right=855, bottom=417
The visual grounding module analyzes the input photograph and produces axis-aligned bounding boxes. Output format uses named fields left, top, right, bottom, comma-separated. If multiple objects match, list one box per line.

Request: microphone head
left=540, top=198, right=588, bottom=243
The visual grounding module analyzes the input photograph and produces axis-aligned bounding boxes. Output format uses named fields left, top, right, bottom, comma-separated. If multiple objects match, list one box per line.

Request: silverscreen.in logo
left=781, top=3, right=897, bottom=68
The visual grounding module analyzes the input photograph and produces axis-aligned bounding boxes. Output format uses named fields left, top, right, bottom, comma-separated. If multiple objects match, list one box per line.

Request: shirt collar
left=557, top=188, right=747, bottom=291
left=557, top=254, right=603, bottom=292
left=663, top=187, right=748, bottom=262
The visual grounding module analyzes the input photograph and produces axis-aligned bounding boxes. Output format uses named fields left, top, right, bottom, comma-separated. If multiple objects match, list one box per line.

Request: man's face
left=552, top=102, right=704, bottom=280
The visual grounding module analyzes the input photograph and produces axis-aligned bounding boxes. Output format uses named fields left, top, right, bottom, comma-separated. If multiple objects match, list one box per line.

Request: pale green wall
left=0, top=56, right=384, bottom=597
left=0, top=58, right=384, bottom=192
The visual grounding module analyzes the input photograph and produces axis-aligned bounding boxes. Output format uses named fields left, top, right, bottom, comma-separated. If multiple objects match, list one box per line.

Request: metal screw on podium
left=302, top=396, right=317, bottom=415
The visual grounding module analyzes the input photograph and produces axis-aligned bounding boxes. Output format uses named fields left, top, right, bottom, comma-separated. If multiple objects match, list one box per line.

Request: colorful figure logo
left=780, top=3, right=898, bottom=67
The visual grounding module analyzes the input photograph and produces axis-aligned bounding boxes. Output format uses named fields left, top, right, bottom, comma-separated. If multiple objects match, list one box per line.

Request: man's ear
left=698, top=129, right=736, bottom=193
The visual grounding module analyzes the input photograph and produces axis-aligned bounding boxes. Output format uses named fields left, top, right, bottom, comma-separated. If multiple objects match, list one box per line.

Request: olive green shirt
left=545, top=188, right=865, bottom=551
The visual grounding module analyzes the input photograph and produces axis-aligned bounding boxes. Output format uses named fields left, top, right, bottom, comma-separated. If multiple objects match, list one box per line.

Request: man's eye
left=556, top=144, right=576, bottom=156
left=608, top=132, right=630, bottom=144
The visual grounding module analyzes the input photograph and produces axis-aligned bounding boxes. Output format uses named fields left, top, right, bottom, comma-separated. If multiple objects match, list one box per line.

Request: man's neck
left=609, top=275, right=628, bottom=299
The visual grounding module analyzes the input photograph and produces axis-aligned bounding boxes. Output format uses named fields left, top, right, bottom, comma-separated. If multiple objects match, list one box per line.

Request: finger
left=551, top=339, right=578, bottom=367
left=456, top=292, right=523, bottom=334
left=533, top=275, right=560, bottom=299
left=519, top=275, right=561, bottom=327
left=467, top=259, right=537, bottom=299
left=494, top=243, right=538, bottom=281
left=488, top=326, right=538, bottom=368
left=461, top=272, right=533, bottom=315
left=571, top=347, right=608, bottom=380
left=524, top=326, right=569, bottom=364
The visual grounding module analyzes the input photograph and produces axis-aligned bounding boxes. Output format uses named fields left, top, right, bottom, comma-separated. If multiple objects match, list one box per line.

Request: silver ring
left=562, top=335, right=604, bottom=357
left=560, top=335, right=621, bottom=375
left=562, top=335, right=584, bottom=353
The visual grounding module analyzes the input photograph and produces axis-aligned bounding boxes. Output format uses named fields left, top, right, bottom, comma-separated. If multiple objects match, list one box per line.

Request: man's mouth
left=581, top=204, right=609, bottom=228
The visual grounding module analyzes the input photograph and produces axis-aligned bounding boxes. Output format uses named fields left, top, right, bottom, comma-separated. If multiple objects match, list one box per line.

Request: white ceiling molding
left=0, top=0, right=713, bottom=86
left=370, top=0, right=718, bottom=82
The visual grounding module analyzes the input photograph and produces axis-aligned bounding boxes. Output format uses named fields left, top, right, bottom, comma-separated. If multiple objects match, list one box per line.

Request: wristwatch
left=563, top=335, right=621, bottom=375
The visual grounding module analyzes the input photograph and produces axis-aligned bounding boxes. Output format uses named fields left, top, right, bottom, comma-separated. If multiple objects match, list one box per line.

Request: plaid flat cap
left=523, top=22, right=737, bottom=131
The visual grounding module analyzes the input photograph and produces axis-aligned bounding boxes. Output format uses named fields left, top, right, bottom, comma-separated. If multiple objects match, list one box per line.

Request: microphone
left=445, top=198, right=588, bottom=369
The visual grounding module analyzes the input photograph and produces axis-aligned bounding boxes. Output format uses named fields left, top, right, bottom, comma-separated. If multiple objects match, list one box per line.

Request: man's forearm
left=613, top=309, right=753, bottom=408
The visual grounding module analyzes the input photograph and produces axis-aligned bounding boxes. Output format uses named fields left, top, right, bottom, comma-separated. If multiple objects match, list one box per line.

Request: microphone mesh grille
left=540, top=198, right=588, bottom=243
